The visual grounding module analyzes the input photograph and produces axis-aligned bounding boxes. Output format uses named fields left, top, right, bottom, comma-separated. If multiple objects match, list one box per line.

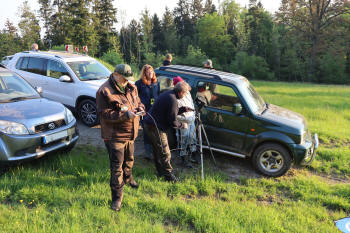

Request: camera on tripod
left=194, top=96, right=206, bottom=112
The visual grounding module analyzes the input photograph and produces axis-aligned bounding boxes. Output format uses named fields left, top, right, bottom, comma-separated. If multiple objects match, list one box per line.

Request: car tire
left=252, top=143, right=292, bottom=177
left=78, top=99, right=99, bottom=127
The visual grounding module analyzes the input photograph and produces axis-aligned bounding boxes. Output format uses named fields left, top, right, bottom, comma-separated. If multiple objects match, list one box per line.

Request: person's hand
left=127, top=111, right=137, bottom=119
left=182, top=122, right=188, bottom=129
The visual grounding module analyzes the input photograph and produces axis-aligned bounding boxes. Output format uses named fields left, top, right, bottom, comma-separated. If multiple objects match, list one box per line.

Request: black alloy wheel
left=78, top=99, right=99, bottom=126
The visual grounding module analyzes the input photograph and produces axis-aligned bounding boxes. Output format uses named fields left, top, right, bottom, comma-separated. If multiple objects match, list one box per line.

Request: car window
left=67, top=60, right=110, bottom=81
left=0, top=72, right=40, bottom=102
left=157, top=75, right=188, bottom=93
left=158, top=76, right=174, bottom=93
left=27, top=57, right=47, bottom=76
left=16, top=57, right=29, bottom=70
left=196, top=81, right=241, bottom=112
left=47, top=60, right=70, bottom=79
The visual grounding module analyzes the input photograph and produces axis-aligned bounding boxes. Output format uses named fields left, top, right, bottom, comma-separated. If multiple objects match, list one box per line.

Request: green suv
left=154, top=65, right=318, bottom=177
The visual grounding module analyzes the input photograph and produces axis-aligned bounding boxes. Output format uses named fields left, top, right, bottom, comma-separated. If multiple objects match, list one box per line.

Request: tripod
left=194, top=110, right=217, bottom=180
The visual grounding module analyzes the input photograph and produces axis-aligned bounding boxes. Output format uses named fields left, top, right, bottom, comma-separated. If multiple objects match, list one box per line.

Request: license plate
left=43, top=130, right=68, bottom=144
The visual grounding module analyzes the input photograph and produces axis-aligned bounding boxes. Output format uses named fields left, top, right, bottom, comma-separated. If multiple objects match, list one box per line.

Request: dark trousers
left=144, top=124, right=173, bottom=178
left=105, top=140, right=135, bottom=201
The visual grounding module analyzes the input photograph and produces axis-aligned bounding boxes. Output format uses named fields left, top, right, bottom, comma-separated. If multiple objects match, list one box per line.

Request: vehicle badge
left=48, top=123, right=56, bottom=130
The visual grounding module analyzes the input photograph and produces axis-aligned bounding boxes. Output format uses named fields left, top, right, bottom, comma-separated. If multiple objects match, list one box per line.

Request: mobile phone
left=135, top=111, right=145, bottom=116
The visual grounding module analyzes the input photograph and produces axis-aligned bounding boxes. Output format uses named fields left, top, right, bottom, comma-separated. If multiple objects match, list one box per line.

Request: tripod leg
left=200, top=123, right=217, bottom=166
left=198, top=120, right=204, bottom=180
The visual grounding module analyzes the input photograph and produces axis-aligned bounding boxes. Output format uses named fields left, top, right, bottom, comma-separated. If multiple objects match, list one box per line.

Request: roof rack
left=159, top=65, right=222, bottom=80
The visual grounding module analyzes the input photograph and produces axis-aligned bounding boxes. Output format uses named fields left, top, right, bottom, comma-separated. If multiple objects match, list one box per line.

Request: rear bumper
left=290, top=134, right=319, bottom=165
left=0, top=120, right=79, bottom=162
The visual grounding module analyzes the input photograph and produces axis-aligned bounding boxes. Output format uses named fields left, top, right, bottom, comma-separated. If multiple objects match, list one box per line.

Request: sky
left=0, top=0, right=280, bottom=32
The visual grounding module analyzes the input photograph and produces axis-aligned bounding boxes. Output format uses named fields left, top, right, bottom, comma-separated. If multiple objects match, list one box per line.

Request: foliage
left=0, top=0, right=348, bottom=84
left=197, top=13, right=234, bottom=65
left=230, top=51, right=275, bottom=80
left=18, top=1, right=41, bottom=50
left=92, top=0, right=118, bottom=56
left=96, top=58, right=114, bottom=72
left=141, top=52, right=164, bottom=69
left=100, top=50, right=125, bottom=67
left=175, top=45, right=208, bottom=67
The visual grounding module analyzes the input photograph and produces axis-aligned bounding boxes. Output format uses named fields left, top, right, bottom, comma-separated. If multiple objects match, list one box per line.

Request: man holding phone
left=144, top=81, right=191, bottom=182
left=96, top=64, right=145, bottom=211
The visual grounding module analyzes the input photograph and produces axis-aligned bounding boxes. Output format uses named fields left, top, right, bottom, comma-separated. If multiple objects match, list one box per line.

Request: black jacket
left=162, top=60, right=171, bottom=66
left=144, top=90, right=183, bottom=131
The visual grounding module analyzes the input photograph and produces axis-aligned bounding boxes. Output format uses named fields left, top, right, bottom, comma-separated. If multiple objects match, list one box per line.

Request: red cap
left=173, top=76, right=184, bottom=86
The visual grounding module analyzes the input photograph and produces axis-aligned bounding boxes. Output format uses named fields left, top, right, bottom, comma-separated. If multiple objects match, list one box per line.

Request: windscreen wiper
left=9, top=96, right=39, bottom=102
left=261, top=103, right=269, bottom=115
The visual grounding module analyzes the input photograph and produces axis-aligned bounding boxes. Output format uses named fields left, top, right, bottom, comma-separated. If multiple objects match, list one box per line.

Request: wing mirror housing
left=35, top=86, right=43, bottom=94
left=59, top=75, right=72, bottom=82
left=232, top=103, right=243, bottom=114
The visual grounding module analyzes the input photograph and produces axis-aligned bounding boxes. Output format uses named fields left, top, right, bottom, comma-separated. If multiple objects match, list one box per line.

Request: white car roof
left=15, top=51, right=95, bottom=62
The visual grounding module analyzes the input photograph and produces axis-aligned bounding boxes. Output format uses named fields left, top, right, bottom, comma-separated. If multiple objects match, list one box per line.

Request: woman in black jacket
left=135, top=64, right=160, bottom=160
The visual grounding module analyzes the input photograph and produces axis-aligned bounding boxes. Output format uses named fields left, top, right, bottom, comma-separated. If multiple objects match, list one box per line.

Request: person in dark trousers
left=144, top=81, right=191, bottom=182
left=135, top=64, right=160, bottom=160
left=96, top=64, right=145, bottom=211
left=162, top=53, right=172, bottom=66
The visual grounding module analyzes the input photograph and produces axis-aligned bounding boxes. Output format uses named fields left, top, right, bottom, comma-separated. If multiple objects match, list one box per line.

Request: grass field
left=1, top=81, right=350, bottom=232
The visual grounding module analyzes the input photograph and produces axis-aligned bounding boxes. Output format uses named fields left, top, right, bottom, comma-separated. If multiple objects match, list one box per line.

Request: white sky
left=0, top=0, right=280, bottom=32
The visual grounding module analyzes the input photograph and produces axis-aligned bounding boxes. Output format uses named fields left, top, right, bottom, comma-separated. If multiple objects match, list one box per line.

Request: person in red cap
left=173, top=76, right=198, bottom=167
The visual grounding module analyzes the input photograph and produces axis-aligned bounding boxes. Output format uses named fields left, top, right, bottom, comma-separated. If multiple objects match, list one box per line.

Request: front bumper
left=0, top=120, right=79, bottom=162
left=290, top=134, right=319, bottom=165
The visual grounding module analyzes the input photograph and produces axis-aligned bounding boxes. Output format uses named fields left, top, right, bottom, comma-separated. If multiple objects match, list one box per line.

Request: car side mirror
left=232, top=103, right=243, bottom=114
left=35, top=86, right=43, bottom=94
left=59, top=75, right=72, bottom=82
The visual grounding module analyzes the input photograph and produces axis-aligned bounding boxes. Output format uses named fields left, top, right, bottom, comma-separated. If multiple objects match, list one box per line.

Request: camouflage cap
left=114, top=64, right=133, bottom=80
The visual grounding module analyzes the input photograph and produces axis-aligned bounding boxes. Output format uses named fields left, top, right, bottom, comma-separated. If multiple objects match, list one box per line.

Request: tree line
left=1, top=0, right=349, bottom=84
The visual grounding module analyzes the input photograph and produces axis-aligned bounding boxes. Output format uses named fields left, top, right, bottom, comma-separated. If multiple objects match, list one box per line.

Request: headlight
left=65, top=108, right=75, bottom=124
left=0, top=120, right=29, bottom=135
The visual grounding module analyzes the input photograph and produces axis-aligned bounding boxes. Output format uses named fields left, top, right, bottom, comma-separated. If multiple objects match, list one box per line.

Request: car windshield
left=67, top=60, right=111, bottom=81
left=240, top=81, right=266, bottom=114
left=0, top=72, right=40, bottom=103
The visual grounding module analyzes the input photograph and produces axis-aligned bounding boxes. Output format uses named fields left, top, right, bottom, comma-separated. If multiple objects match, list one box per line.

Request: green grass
left=1, top=146, right=349, bottom=232
left=252, top=81, right=350, bottom=176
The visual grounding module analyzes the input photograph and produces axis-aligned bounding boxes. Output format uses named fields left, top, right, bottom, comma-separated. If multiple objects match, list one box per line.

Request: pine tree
left=4, top=19, right=17, bottom=37
left=161, top=7, right=177, bottom=53
left=92, top=0, right=118, bottom=55
left=173, top=0, right=195, bottom=55
left=64, top=0, right=98, bottom=55
left=18, top=1, right=41, bottom=50
left=203, top=0, right=216, bottom=14
left=191, top=0, right=204, bottom=24
left=38, top=0, right=53, bottom=47
left=140, top=8, right=153, bottom=54
left=152, top=13, right=163, bottom=54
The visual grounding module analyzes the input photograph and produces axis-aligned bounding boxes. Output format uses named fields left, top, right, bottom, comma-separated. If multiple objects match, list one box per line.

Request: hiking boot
left=190, top=152, right=199, bottom=164
left=165, top=173, right=179, bottom=182
left=111, top=193, right=123, bottom=211
left=128, top=180, right=139, bottom=189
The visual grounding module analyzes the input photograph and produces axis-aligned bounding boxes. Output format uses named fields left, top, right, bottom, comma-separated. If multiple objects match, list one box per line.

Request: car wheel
left=78, top=99, right=99, bottom=126
left=252, top=143, right=292, bottom=177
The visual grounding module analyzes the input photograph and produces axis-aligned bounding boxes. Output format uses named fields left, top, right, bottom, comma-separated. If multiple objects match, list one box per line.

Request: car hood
left=260, top=104, right=307, bottom=133
left=0, top=98, right=66, bottom=131
left=84, top=79, right=108, bottom=88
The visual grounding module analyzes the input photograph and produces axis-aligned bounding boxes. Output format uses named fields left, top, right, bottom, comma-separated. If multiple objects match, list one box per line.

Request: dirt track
left=76, top=120, right=262, bottom=181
